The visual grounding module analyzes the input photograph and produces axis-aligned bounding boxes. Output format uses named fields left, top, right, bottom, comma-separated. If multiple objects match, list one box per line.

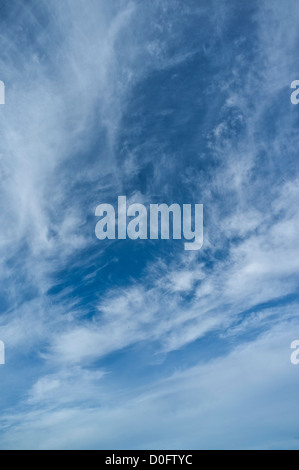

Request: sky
left=0, top=0, right=299, bottom=450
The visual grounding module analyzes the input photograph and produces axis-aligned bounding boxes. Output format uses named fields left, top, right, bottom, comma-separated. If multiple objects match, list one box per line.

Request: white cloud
left=0, top=0, right=298, bottom=450
left=1, top=320, right=299, bottom=449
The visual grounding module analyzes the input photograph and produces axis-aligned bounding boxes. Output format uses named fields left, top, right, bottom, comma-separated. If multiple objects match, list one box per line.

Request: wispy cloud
left=0, top=0, right=299, bottom=450
left=1, top=319, right=299, bottom=450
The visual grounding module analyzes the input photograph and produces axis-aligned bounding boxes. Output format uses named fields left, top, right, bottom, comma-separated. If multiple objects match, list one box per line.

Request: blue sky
left=0, top=0, right=299, bottom=450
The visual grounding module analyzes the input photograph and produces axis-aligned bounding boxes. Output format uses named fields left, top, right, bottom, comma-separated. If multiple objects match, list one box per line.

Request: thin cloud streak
left=0, top=0, right=298, bottom=450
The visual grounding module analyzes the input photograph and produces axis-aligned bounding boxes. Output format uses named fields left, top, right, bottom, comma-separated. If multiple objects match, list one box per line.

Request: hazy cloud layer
left=0, top=0, right=298, bottom=449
